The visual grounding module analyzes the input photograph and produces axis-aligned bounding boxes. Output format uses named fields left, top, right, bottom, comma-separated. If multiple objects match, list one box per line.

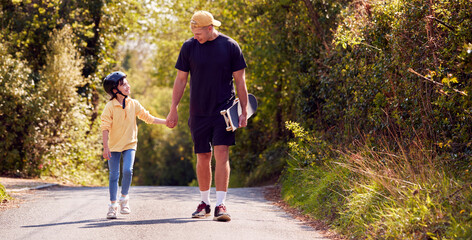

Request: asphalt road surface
left=0, top=186, right=329, bottom=240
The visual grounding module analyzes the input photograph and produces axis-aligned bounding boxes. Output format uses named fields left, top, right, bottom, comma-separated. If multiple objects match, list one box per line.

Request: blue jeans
left=108, top=149, right=135, bottom=202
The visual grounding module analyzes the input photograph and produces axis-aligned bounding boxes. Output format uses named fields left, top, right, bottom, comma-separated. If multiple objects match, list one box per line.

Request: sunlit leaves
left=0, top=43, right=37, bottom=175
left=0, top=0, right=142, bottom=181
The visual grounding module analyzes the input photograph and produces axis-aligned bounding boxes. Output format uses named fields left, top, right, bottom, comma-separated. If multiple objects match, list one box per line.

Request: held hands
left=166, top=108, right=178, bottom=128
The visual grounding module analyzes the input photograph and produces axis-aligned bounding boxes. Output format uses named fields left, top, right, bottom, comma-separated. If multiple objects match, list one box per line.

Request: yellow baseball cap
left=190, top=11, right=221, bottom=29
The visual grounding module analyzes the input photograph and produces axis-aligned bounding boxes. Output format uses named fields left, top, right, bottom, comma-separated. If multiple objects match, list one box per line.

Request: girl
left=101, top=71, right=166, bottom=219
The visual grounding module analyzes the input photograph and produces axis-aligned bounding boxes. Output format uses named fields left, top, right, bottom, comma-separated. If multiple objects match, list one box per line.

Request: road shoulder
left=0, top=176, right=63, bottom=211
left=264, top=185, right=346, bottom=240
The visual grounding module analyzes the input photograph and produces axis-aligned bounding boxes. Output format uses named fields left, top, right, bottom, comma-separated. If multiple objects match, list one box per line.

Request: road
left=0, top=186, right=329, bottom=240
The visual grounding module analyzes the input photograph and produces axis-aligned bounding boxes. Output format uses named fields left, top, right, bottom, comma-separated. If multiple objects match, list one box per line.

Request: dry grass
left=264, top=185, right=347, bottom=240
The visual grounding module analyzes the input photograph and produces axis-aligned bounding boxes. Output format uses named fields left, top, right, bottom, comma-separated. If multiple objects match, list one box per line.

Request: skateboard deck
left=220, top=94, right=258, bottom=132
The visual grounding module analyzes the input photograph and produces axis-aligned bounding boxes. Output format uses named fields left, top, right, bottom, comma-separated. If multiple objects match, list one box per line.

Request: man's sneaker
left=107, top=203, right=118, bottom=219
left=192, top=201, right=211, bottom=218
left=213, top=204, right=231, bottom=222
left=119, top=196, right=131, bottom=214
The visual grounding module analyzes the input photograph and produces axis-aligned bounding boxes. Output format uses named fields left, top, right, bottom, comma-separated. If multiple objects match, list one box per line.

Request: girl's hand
left=103, top=148, right=111, bottom=160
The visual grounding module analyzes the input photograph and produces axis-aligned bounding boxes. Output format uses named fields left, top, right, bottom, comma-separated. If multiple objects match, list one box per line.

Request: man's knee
left=214, top=145, right=229, bottom=162
left=214, top=145, right=229, bottom=151
left=197, top=152, right=212, bottom=165
left=197, top=152, right=212, bottom=160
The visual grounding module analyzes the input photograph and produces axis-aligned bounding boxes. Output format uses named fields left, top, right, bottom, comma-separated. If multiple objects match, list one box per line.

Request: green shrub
left=0, top=43, right=40, bottom=176
left=0, top=183, right=11, bottom=202
left=243, top=141, right=288, bottom=186
left=37, top=25, right=105, bottom=185
left=282, top=164, right=350, bottom=222
left=0, top=25, right=106, bottom=185
left=283, top=121, right=349, bottom=221
left=283, top=122, right=472, bottom=239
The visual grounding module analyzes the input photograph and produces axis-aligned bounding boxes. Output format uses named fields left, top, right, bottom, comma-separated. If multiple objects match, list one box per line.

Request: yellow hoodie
left=100, top=97, right=155, bottom=152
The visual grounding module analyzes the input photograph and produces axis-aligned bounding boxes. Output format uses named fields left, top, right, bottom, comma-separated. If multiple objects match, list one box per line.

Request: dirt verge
left=263, top=185, right=346, bottom=240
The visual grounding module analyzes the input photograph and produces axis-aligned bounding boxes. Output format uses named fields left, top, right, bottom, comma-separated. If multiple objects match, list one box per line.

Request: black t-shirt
left=175, top=33, right=247, bottom=117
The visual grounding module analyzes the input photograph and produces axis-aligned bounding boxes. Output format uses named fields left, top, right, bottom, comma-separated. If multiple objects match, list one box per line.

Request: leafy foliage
left=229, top=0, right=472, bottom=238
left=0, top=43, right=38, bottom=175
left=0, top=0, right=147, bottom=183
left=1, top=0, right=472, bottom=237
left=0, top=183, right=10, bottom=202
left=37, top=26, right=105, bottom=185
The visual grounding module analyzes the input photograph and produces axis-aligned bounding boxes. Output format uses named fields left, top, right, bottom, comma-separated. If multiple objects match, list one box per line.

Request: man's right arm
left=166, top=70, right=189, bottom=128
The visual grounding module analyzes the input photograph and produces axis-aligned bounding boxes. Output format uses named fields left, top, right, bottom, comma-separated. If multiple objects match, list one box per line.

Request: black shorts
left=188, top=115, right=235, bottom=153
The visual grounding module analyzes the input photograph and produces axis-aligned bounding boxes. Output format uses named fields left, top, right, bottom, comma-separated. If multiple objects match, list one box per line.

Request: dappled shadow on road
left=82, top=218, right=198, bottom=228
left=22, top=217, right=197, bottom=229
left=22, top=219, right=103, bottom=228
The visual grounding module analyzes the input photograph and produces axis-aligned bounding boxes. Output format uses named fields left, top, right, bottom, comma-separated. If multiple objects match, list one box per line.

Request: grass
left=0, top=183, right=11, bottom=203
left=281, top=122, right=472, bottom=239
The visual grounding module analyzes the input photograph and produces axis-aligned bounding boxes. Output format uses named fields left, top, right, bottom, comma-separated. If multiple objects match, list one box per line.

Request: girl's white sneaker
left=107, top=203, right=118, bottom=219
left=119, top=196, right=131, bottom=214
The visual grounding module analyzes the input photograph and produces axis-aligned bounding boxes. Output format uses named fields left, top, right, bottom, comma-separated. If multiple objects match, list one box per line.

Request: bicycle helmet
left=103, top=71, right=128, bottom=108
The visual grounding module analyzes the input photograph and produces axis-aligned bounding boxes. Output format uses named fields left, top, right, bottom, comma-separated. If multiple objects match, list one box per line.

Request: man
left=166, top=10, right=248, bottom=222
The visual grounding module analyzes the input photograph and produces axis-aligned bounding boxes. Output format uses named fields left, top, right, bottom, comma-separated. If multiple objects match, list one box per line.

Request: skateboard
left=220, top=94, right=258, bottom=132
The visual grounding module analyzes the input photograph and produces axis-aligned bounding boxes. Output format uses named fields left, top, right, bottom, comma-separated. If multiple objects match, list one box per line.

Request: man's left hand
left=239, top=113, right=247, bottom=128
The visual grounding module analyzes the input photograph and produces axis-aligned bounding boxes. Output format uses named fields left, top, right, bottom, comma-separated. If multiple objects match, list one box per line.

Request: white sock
left=200, top=190, right=211, bottom=205
left=216, top=191, right=227, bottom=206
